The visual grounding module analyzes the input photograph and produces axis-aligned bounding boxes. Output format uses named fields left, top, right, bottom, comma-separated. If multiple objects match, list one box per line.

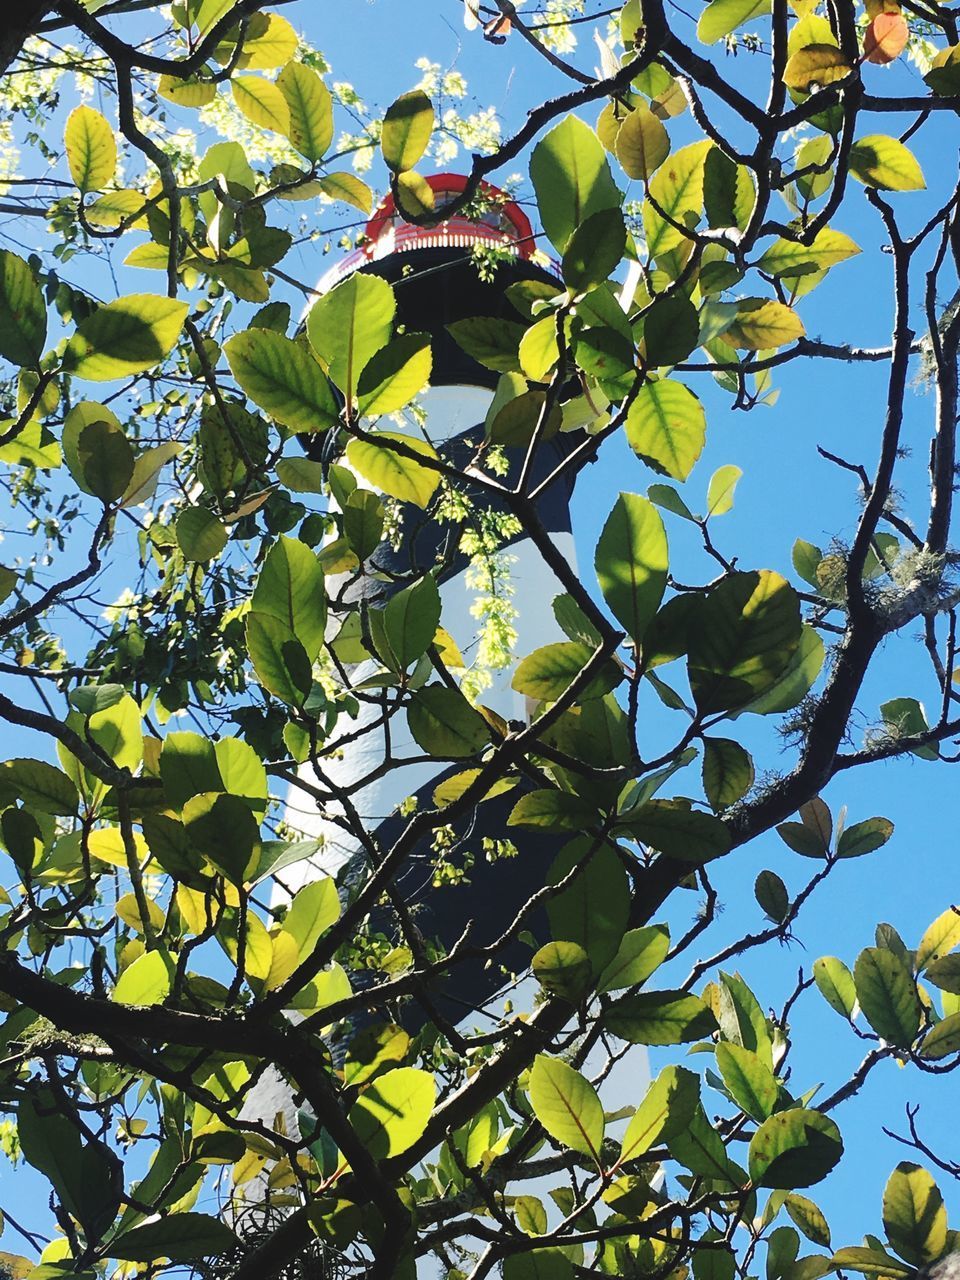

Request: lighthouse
left=282, top=175, right=598, bottom=1032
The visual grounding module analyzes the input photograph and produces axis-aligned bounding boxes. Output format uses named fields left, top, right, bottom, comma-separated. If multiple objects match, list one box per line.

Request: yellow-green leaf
left=916, top=906, right=960, bottom=973
left=849, top=135, right=925, bottom=192
left=698, top=0, right=771, bottom=43
left=224, top=329, right=338, bottom=431
left=278, top=61, right=333, bottom=161
left=235, top=12, right=299, bottom=69
left=757, top=228, right=860, bottom=278
left=626, top=380, right=706, bottom=482
left=318, top=172, right=373, bottom=214
left=62, top=296, right=188, bottom=381
left=381, top=90, right=435, bottom=172
left=529, top=1055, right=604, bottom=1161
left=346, top=432, right=440, bottom=508
left=882, top=1162, right=947, bottom=1266
left=65, top=105, right=116, bottom=193
left=347, top=1066, right=435, bottom=1159
left=642, top=140, right=711, bottom=260
left=158, top=74, right=217, bottom=108
left=232, top=75, right=291, bottom=134
left=619, top=1064, right=699, bottom=1162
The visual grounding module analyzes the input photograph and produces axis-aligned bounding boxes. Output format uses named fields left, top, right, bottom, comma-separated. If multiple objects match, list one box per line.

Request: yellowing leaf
left=231, top=75, right=291, bottom=134
left=757, top=228, right=860, bottom=278
left=347, top=1067, right=435, bottom=1159
left=863, top=12, right=909, bottom=64
left=717, top=299, right=805, bottom=350
left=65, top=105, right=116, bottom=193
left=643, top=140, right=711, bottom=261
left=158, top=74, right=217, bottom=107
left=849, top=135, right=925, bottom=192
left=318, top=172, right=373, bottom=214
left=615, top=105, right=670, bottom=181
left=782, top=45, right=853, bottom=91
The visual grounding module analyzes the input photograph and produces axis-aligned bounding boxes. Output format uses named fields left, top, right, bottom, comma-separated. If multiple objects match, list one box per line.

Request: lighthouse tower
left=284, top=176, right=591, bottom=1032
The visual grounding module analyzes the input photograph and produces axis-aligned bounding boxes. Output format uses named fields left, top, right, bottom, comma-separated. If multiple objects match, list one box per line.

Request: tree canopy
left=0, top=3, right=959, bottom=1280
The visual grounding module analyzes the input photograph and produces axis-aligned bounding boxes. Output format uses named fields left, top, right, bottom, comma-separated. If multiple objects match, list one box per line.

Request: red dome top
left=317, top=174, right=538, bottom=292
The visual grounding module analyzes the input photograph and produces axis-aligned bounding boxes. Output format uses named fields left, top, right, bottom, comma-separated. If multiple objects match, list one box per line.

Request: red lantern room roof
left=317, top=173, right=538, bottom=292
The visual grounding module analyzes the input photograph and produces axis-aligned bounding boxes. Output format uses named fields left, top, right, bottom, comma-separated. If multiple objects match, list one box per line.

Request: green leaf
left=0, top=759, right=78, bottom=816
left=547, top=837, right=629, bottom=972
left=224, top=329, right=338, bottom=432
left=688, top=570, right=801, bottom=713
left=757, top=229, right=860, bottom=279
left=348, top=1066, right=435, bottom=1158
left=183, top=791, right=259, bottom=884
left=113, top=950, right=175, bottom=1005
left=784, top=1194, right=831, bottom=1248
left=90, top=694, right=142, bottom=771
left=122, top=441, right=182, bottom=509
left=813, top=956, right=857, bottom=1018
left=0, top=251, right=46, bottom=368
left=74, top=419, right=135, bottom=503
left=642, top=294, right=701, bottom=368
left=63, top=296, right=188, bottom=381
left=307, top=272, right=395, bottom=397
left=346, top=432, right=440, bottom=508
left=110, top=1213, right=240, bottom=1263
left=246, top=611, right=313, bottom=707
left=704, top=147, right=756, bottom=230
left=381, top=90, right=434, bottom=171
left=706, top=464, right=742, bottom=516
left=626, top=380, right=705, bottom=483
left=512, top=641, right=621, bottom=702
left=919, top=1011, right=960, bottom=1060
left=159, top=731, right=222, bottom=810
left=880, top=697, right=938, bottom=760
left=595, top=493, right=668, bottom=644
left=755, top=870, right=789, bottom=923
left=18, top=1092, right=118, bottom=1239
left=532, top=941, right=592, bottom=1001
left=530, top=114, right=622, bottom=252
left=734, top=625, right=825, bottom=717
left=176, top=506, right=227, bottom=562
left=65, top=105, right=116, bottom=192
left=342, top=489, right=384, bottom=559
left=643, top=140, right=711, bottom=261
left=836, top=817, right=894, bottom=859
left=447, top=316, right=526, bottom=374
left=273, top=877, right=340, bottom=975
left=503, top=1250, right=573, bottom=1280
left=916, top=906, right=960, bottom=972
left=703, top=737, right=754, bottom=810
left=615, top=104, right=670, bottom=180
left=622, top=800, right=731, bottom=862
left=715, top=1042, right=779, bottom=1121
left=357, top=333, right=432, bottom=416
left=509, top=789, right=600, bottom=831
left=382, top=574, right=441, bottom=669
left=697, top=0, right=771, bottom=42
left=853, top=946, right=922, bottom=1046
left=407, top=685, right=490, bottom=757
left=849, top=136, right=925, bottom=192
left=562, top=208, right=626, bottom=294
left=232, top=75, right=290, bottom=133
left=619, top=1064, right=700, bottom=1162
left=214, top=737, right=268, bottom=813
left=882, top=1162, right=947, bottom=1265
left=829, top=1249, right=913, bottom=1279
left=668, top=1105, right=741, bottom=1183
left=606, top=989, right=716, bottom=1044
left=252, top=536, right=327, bottom=660
left=748, top=1109, right=843, bottom=1189
left=529, top=1055, right=604, bottom=1160
left=597, top=924, right=670, bottom=993
left=277, top=61, right=333, bottom=161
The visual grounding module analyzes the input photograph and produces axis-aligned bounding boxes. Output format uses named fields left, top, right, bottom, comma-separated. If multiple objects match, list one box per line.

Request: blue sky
left=2, top=0, right=960, bottom=1261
